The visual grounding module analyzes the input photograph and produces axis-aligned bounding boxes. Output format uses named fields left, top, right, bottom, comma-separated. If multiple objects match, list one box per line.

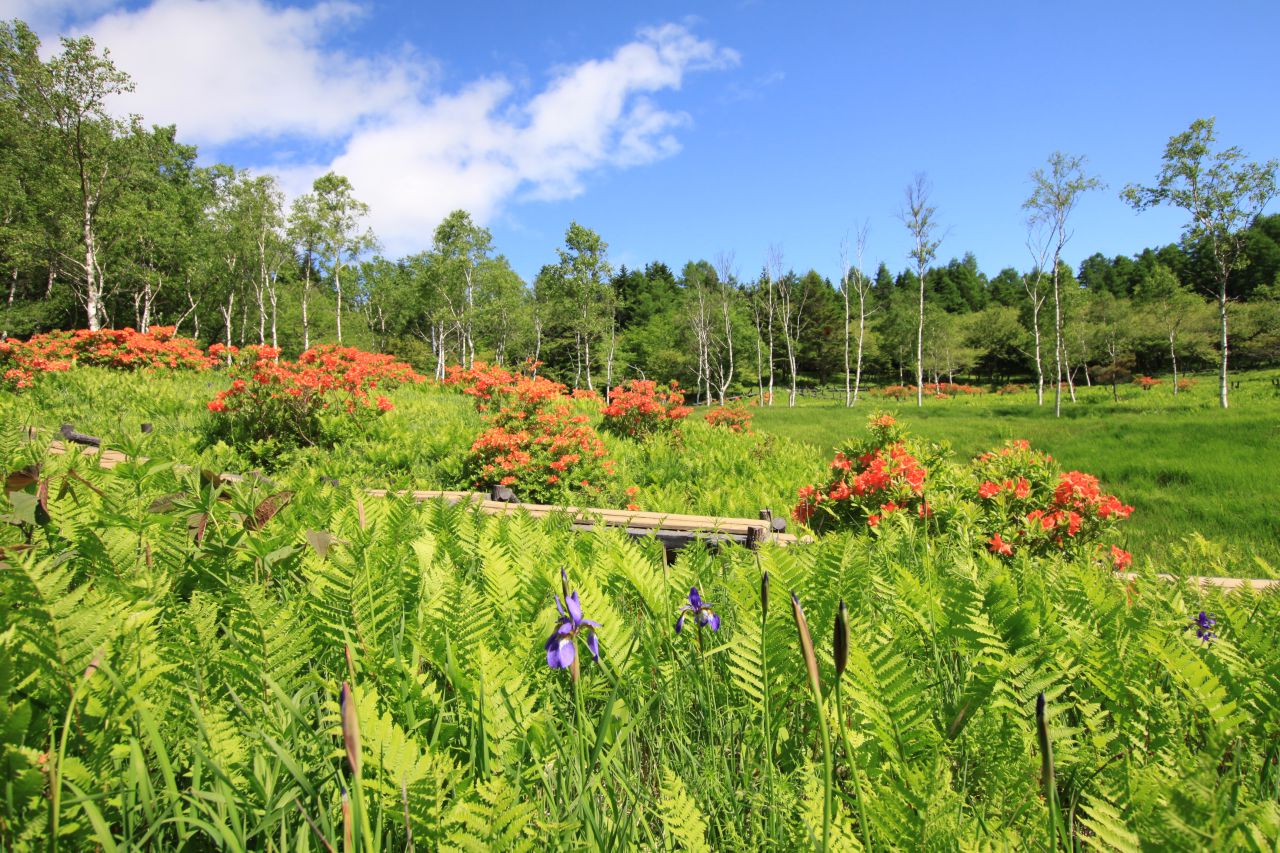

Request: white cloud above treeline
left=12, top=0, right=739, bottom=254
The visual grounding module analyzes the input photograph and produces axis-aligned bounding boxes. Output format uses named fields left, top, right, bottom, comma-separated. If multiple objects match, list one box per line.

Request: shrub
left=876, top=384, right=913, bottom=400
left=704, top=404, right=752, bottom=433
left=205, top=345, right=422, bottom=461
left=0, top=339, right=71, bottom=391
left=793, top=415, right=1135, bottom=568
left=927, top=381, right=985, bottom=397
left=0, top=327, right=210, bottom=392
left=971, top=439, right=1131, bottom=562
left=874, top=382, right=984, bottom=399
left=601, top=380, right=691, bottom=439
left=297, top=344, right=425, bottom=388
left=792, top=413, right=937, bottom=531
left=1176, top=377, right=1196, bottom=392
left=1135, top=375, right=1162, bottom=390
left=450, top=361, right=616, bottom=502
left=463, top=406, right=615, bottom=504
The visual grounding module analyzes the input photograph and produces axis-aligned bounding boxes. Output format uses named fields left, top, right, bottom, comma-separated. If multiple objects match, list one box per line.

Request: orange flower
left=988, top=533, right=1013, bottom=556
left=1110, top=545, right=1132, bottom=570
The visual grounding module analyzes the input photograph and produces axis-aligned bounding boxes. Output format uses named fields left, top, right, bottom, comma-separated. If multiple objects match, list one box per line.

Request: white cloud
left=337, top=22, right=738, bottom=253
left=75, top=0, right=426, bottom=143
left=51, top=1, right=738, bottom=255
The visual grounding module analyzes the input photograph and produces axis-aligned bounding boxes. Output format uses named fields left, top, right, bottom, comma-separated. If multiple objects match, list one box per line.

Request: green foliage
left=0, top=413, right=1278, bottom=849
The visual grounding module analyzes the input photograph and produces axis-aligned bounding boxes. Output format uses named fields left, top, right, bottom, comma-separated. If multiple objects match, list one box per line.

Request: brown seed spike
left=790, top=591, right=822, bottom=698
left=340, top=682, right=362, bottom=778
left=834, top=600, right=849, bottom=680
left=1036, top=692, right=1054, bottom=797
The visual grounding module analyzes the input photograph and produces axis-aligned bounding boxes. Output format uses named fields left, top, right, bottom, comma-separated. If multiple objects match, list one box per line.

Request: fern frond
left=657, top=767, right=711, bottom=853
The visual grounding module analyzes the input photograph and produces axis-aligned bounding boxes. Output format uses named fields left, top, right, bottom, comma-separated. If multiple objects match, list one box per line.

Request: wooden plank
left=39, top=441, right=794, bottom=544
left=374, top=490, right=792, bottom=538
left=475, top=499, right=771, bottom=534
left=366, top=488, right=479, bottom=505
left=25, top=435, right=1279, bottom=579
left=1117, top=571, right=1280, bottom=592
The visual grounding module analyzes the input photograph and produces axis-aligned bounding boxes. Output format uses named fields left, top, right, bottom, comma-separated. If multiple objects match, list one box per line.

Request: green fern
left=657, top=767, right=711, bottom=852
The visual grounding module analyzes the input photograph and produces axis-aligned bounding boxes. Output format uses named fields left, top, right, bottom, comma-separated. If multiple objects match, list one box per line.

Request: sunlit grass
left=750, top=371, right=1280, bottom=570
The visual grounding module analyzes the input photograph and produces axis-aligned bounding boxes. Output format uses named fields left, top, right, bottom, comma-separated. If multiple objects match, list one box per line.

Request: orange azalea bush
left=448, top=360, right=616, bottom=503
left=877, top=384, right=913, bottom=400
left=1135, top=375, right=1162, bottom=391
left=875, top=382, right=985, bottom=399
left=1, top=326, right=211, bottom=391
left=206, top=344, right=422, bottom=458
left=601, top=379, right=691, bottom=439
left=463, top=408, right=615, bottom=504
left=704, top=404, right=753, bottom=433
left=792, top=413, right=941, bottom=532
left=1, top=339, right=71, bottom=391
left=792, top=414, right=1135, bottom=570
left=443, top=360, right=567, bottom=417
left=971, top=439, right=1133, bottom=566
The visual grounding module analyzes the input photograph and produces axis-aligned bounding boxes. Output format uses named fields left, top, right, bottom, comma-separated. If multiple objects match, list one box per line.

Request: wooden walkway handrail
left=20, top=429, right=1280, bottom=588
left=1116, top=572, right=1279, bottom=592
left=33, top=435, right=792, bottom=551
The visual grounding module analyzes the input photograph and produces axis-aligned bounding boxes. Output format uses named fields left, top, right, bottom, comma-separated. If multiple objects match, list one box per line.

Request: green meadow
left=6, top=366, right=1279, bottom=574
left=751, top=372, right=1280, bottom=573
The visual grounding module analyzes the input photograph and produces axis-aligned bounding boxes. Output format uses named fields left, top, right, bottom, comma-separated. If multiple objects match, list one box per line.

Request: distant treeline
left=3, top=19, right=1278, bottom=403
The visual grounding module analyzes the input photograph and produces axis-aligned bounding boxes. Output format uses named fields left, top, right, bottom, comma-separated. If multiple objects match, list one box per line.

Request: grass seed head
left=340, top=682, right=361, bottom=778
left=834, top=600, right=849, bottom=680
left=790, top=591, right=822, bottom=698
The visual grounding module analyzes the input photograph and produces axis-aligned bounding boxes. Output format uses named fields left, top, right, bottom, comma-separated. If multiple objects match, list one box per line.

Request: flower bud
left=761, top=571, right=770, bottom=620
left=339, top=682, right=361, bottom=777
left=790, top=592, right=822, bottom=698
left=1036, top=692, right=1054, bottom=797
left=833, top=600, right=849, bottom=680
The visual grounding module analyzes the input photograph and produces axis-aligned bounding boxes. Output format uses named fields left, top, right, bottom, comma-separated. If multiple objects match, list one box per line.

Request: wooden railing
left=18, top=425, right=1280, bottom=590
left=33, top=426, right=794, bottom=554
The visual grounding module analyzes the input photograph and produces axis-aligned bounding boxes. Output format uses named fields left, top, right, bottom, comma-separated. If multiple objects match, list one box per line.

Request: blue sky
left=9, top=0, right=1279, bottom=284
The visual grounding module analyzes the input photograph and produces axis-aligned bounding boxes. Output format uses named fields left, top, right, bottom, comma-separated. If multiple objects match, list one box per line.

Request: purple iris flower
left=1192, top=611, right=1216, bottom=642
left=675, top=587, right=721, bottom=633
left=546, top=590, right=601, bottom=669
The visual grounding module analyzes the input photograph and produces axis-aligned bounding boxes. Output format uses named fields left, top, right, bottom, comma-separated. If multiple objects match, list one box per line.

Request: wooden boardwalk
left=25, top=432, right=1280, bottom=590
left=38, top=435, right=794, bottom=551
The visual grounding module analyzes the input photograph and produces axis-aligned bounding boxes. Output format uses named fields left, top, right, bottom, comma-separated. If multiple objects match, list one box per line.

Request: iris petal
left=546, top=632, right=563, bottom=667
left=675, top=613, right=685, bottom=633
left=567, top=591, right=583, bottom=625
left=688, top=587, right=702, bottom=609
left=708, top=612, right=721, bottom=631
left=586, top=631, right=599, bottom=660
left=557, top=638, right=576, bottom=668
